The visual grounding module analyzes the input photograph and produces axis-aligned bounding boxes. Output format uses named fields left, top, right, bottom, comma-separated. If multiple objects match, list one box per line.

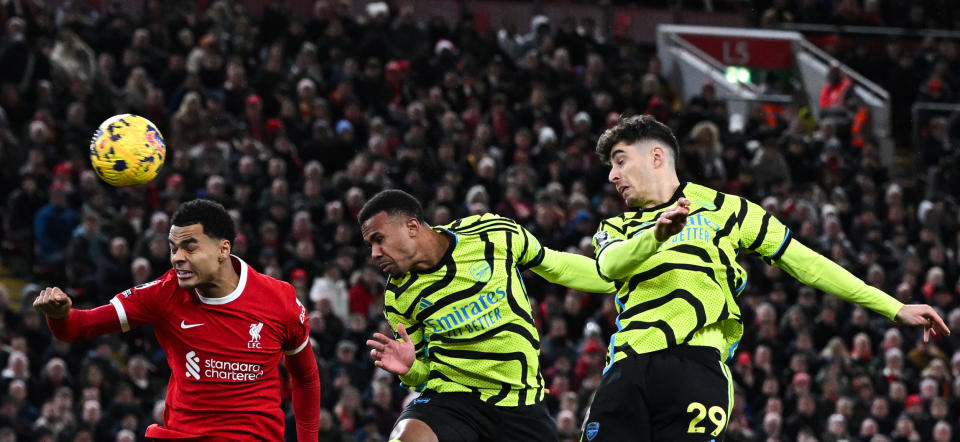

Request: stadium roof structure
left=657, top=24, right=893, bottom=165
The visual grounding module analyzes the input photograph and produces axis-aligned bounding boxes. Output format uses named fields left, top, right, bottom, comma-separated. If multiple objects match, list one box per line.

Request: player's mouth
left=176, top=269, right=195, bottom=280
left=376, top=261, right=393, bottom=273
left=617, top=185, right=630, bottom=195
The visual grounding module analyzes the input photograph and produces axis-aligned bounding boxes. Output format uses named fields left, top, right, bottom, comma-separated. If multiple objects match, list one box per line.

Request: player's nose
left=608, top=167, right=620, bottom=184
left=170, top=248, right=186, bottom=263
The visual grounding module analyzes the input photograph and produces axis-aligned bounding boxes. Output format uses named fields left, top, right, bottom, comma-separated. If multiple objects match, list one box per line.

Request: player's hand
left=367, top=323, right=416, bottom=376
left=654, top=198, right=691, bottom=242
left=33, top=287, right=72, bottom=319
left=895, top=304, right=950, bottom=342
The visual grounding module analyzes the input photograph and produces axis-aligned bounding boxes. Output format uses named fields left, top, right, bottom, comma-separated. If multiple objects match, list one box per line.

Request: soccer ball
left=89, top=114, right=166, bottom=187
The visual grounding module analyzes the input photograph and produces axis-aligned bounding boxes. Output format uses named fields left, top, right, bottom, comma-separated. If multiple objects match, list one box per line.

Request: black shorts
left=397, top=392, right=556, bottom=442
left=581, top=345, right=733, bottom=442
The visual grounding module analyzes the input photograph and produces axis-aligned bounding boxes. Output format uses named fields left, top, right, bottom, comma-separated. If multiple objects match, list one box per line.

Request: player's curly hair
left=358, top=189, right=428, bottom=225
left=171, top=199, right=236, bottom=243
left=595, top=114, right=679, bottom=166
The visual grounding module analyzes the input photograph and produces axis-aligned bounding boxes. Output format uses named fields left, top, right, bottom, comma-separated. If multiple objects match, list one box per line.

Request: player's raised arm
left=33, top=287, right=123, bottom=343
left=592, top=198, right=690, bottom=281
left=507, top=216, right=615, bottom=293
left=529, top=249, right=616, bottom=294
left=735, top=196, right=951, bottom=341
left=773, top=239, right=950, bottom=340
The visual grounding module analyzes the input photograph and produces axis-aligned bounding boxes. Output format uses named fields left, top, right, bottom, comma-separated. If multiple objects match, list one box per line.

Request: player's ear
left=405, top=217, right=420, bottom=237
left=219, top=239, right=231, bottom=261
left=651, top=145, right=666, bottom=168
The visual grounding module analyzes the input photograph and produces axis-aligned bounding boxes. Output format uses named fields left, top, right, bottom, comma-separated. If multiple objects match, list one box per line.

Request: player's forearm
left=775, top=240, right=903, bottom=320
left=597, top=231, right=663, bottom=280
left=532, top=248, right=616, bottom=293
left=286, top=346, right=321, bottom=442
left=398, top=358, right=430, bottom=387
left=46, top=304, right=122, bottom=343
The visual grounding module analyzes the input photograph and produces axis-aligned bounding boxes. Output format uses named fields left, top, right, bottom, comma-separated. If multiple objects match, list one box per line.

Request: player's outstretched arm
left=596, top=198, right=690, bottom=280
left=531, top=249, right=616, bottom=293
left=774, top=240, right=951, bottom=340
left=286, top=342, right=321, bottom=442
left=33, top=287, right=122, bottom=343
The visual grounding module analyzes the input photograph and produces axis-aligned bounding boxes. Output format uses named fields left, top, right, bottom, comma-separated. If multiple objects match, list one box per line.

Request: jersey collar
left=196, top=255, right=248, bottom=305
left=411, top=227, right=457, bottom=275
left=631, top=182, right=687, bottom=218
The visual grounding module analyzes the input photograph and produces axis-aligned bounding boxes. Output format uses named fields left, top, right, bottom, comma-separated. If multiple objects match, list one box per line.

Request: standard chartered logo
left=183, top=350, right=264, bottom=382
left=186, top=351, right=201, bottom=380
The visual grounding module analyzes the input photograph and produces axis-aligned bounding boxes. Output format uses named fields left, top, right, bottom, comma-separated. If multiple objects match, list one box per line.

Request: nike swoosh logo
left=180, top=321, right=204, bottom=329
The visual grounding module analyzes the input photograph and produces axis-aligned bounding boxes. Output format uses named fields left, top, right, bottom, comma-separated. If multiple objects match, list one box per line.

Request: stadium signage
left=679, top=34, right=793, bottom=69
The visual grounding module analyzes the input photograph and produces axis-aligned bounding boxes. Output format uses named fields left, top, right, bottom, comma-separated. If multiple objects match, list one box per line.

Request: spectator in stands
left=33, top=182, right=78, bottom=282
left=64, top=210, right=107, bottom=297
left=820, top=63, right=854, bottom=111
left=94, top=237, right=131, bottom=303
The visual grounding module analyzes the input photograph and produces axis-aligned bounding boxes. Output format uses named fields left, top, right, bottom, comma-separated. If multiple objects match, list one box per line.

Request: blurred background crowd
left=0, top=0, right=959, bottom=441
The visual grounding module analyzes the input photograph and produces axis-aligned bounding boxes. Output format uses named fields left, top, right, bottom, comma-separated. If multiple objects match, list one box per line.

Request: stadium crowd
left=0, top=0, right=959, bottom=441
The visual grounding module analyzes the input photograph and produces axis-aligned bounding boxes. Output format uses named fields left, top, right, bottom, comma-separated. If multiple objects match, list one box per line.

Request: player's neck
left=196, top=260, right=241, bottom=298
left=639, top=175, right=681, bottom=209
left=410, top=228, right=451, bottom=272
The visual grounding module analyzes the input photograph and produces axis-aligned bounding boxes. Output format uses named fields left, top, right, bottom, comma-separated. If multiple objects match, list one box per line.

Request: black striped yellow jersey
left=384, top=213, right=546, bottom=407
left=593, top=182, right=792, bottom=372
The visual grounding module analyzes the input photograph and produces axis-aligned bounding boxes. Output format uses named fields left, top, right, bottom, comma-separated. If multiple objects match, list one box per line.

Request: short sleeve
left=592, top=220, right=628, bottom=258
left=514, top=222, right=545, bottom=270
left=110, top=277, right=168, bottom=332
left=738, top=198, right=792, bottom=260
left=283, top=291, right=311, bottom=355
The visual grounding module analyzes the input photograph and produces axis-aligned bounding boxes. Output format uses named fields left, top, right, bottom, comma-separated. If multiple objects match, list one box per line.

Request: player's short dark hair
left=358, top=189, right=427, bottom=225
left=595, top=114, right=679, bottom=165
left=171, top=199, right=235, bottom=244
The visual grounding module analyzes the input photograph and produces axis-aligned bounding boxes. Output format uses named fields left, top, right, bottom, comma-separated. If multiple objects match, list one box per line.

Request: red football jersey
left=109, top=256, right=309, bottom=440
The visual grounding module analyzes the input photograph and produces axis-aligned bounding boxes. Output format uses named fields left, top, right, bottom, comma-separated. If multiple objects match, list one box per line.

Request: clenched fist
left=33, top=287, right=72, bottom=319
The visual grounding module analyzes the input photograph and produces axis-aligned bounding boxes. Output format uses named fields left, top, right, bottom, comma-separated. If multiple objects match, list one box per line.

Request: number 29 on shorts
left=686, top=401, right=727, bottom=437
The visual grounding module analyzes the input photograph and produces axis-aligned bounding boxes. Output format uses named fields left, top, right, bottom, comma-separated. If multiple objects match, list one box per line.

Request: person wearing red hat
left=385, top=59, right=412, bottom=105
left=290, top=268, right=307, bottom=281
left=245, top=94, right=265, bottom=141
left=289, top=268, right=310, bottom=302
left=574, top=340, right=607, bottom=388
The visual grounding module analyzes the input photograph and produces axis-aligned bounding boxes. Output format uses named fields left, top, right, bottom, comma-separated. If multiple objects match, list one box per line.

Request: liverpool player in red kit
left=33, top=199, right=321, bottom=441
